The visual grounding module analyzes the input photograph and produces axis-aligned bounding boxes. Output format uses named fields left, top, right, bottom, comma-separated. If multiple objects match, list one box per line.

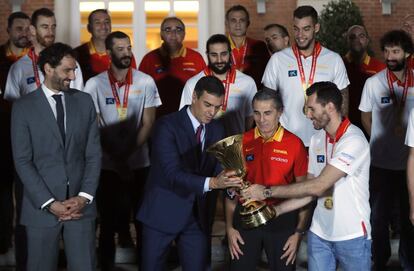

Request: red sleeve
left=138, top=54, right=150, bottom=74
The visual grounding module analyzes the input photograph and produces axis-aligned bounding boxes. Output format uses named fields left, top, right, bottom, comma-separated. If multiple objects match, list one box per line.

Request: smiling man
left=359, top=30, right=414, bottom=270
left=4, top=8, right=83, bottom=101
left=137, top=76, right=243, bottom=270
left=242, top=82, right=371, bottom=271
left=11, top=42, right=101, bottom=271
left=262, top=5, right=349, bottom=147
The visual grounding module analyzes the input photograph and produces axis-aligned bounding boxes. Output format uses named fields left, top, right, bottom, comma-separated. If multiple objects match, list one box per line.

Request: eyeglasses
left=162, top=27, right=184, bottom=34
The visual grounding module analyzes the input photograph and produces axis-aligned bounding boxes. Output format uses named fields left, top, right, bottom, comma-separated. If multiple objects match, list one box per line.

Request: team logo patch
left=106, top=98, right=115, bottom=104
left=245, top=154, right=254, bottom=161
left=288, top=70, right=298, bottom=77
left=26, top=76, right=36, bottom=85
left=381, top=97, right=391, bottom=104
left=273, top=149, right=288, bottom=155
left=317, top=155, right=325, bottom=163
left=155, top=67, right=166, bottom=74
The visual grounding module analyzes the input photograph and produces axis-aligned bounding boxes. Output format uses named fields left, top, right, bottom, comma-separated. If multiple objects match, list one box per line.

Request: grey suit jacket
left=11, top=87, right=102, bottom=227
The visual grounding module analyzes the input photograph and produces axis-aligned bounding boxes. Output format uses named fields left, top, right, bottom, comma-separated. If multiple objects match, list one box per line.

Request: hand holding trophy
left=207, top=134, right=275, bottom=229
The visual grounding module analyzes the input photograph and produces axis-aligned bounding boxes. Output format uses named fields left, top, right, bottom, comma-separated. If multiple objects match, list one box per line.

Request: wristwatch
left=263, top=187, right=272, bottom=199
left=295, top=228, right=307, bottom=236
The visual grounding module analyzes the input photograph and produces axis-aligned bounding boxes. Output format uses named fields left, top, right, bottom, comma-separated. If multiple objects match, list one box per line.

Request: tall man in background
left=262, top=5, right=349, bottom=147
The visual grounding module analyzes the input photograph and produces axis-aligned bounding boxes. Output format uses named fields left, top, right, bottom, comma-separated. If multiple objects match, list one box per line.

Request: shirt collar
left=160, top=43, right=186, bottom=58
left=186, top=106, right=203, bottom=132
left=228, top=35, right=246, bottom=50
left=254, top=125, right=284, bottom=142
left=42, top=83, right=63, bottom=99
left=327, top=117, right=351, bottom=143
left=88, top=40, right=107, bottom=56
left=388, top=67, right=414, bottom=87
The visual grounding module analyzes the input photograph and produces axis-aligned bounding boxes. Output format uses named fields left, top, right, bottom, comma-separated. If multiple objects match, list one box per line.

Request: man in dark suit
left=137, top=76, right=242, bottom=270
left=10, top=42, right=101, bottom=271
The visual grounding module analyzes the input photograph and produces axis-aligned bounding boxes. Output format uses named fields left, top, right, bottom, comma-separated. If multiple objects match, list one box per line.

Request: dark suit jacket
left=11, top=87, right=102, bottom=227
left=137, top=106, right=224, bottom=234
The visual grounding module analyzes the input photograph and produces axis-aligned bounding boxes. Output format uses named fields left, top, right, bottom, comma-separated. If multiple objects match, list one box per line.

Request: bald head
left=402, top=14, right=414, bottom=40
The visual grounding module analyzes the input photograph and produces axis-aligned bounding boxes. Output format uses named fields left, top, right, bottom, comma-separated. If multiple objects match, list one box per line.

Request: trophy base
left=239, top=201, right=275, bottom=229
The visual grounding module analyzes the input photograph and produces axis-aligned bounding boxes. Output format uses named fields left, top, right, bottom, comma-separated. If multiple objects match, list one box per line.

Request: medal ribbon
left=28, top=47, right=41, bottom=88
left=108, top=68, right=131, bottom=121
left=292, top=42, right=322, bottom=104
left=203, top=67, right=234, bottom=111
left=386, top=68, right=410, bottom=109
left=230, top=37, right=248, bottom=70
left=323, top=117, right=351, bottom=209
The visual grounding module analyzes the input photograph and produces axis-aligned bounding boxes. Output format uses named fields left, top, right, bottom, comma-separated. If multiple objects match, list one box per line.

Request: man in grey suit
left=10, top=42, right=101, bottom=271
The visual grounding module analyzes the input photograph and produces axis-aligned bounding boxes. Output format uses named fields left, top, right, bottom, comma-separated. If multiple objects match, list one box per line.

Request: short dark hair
left=38, top=42, right=76, bottom=74
left=264, top=24, right=289, bottom=38
left=380, top=30, right=414, bottom=54
left=87, top=9, right=110, bottom=32
left=105, top=31, right=130, bottom=51
left=194, top=76, right=225, bottom=98
left=226, top=5, right=250, bottom=27
left=7, top=12, right=30, bottom=29
left=160, top=17, right=185, bottom=31
left=206, top=34, right=231, bottom=53
left=293, top=6, right=318, bottom=24
left=306, top=82, right=342, bottom=112
left=252, top=87, right=283, bottom=111
left=31, top=8, right=54, bottom=27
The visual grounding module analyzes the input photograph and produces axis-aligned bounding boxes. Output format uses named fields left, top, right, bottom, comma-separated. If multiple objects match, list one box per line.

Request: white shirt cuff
left=203, top=177, right=211, bottom=193
left=41, top=198, right=55, bottom=209
left=78, top=192, right=93, bottom=204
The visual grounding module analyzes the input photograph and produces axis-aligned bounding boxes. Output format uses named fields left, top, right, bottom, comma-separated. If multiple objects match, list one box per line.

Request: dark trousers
left=14, top=174, right=27, bottom=271
left=141, top=216, right=208, bottom=271
left=229, top=226, right=295, bottom=271
left=370, top=166, right=414, bottom=270
left=97, top=168, right=148, bottom=271
left=0, top=169, right=13, bottom=253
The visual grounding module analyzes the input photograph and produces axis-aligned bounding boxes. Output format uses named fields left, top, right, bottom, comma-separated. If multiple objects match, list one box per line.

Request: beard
left=311, top=111, right=330, bottom=130
left=111, top=55, right=132, bottom=69
left=208, top=61, right=231, bottom=75
left=37, top=34, right=55, bottom=48
left=12, top=36, right=29, bottom=48
left=387, top=59, right=406, bottom=71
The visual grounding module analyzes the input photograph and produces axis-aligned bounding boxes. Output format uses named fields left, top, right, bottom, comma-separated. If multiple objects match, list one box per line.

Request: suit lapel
left=179, top=107, right=201, bottom=165
left=64, top=91, right=75, bottom=149
left=35, top=88, right=64, bottom=147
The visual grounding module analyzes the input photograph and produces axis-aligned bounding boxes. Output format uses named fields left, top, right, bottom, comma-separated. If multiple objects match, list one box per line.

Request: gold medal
left=118, top=107, right=128, bottom=121
left=324, top=197, right=333, bottom=210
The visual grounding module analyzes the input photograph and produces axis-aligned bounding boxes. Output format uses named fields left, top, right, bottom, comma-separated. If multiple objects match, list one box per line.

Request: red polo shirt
left=242, top=126, right=308, bottom=205
left=343, top=53, right=385, bottom=130
left=139, top=45, right=205, bottom=118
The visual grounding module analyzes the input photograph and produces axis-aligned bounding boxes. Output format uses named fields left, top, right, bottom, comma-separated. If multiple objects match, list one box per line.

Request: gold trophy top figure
left=207, top=134, right=275, bottom=229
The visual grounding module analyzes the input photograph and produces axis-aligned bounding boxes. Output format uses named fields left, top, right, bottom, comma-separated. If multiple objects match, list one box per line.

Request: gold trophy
left=207, top=134, right=276, bottom=229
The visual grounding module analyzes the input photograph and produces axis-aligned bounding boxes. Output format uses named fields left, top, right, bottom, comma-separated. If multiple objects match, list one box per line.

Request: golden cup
left=207, top=134, right=275, bottom=229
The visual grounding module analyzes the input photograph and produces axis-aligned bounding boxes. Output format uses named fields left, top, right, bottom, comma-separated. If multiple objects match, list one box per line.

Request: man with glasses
left=139, top=17, right=205, bottom=118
